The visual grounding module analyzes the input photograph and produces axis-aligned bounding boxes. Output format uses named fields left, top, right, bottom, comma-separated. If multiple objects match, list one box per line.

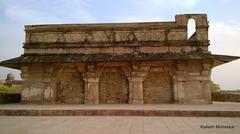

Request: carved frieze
left=28, top=29, right=186, bottom=44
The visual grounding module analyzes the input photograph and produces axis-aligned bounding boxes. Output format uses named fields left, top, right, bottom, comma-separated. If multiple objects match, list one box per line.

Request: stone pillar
left=83, top=65, right=99, bottom=104
left=201, top=61, right=213, bottom=103
left=172, top=61, right=187, bottom=103
left=128, top=76, right=144, bottom=104
left=43, top=65, right=56, bottom=104
left=20, top=66, right=30, bottom=103
left=128, top=64, right=149, bottom=104
left=173, top=70, right=187, bottom=103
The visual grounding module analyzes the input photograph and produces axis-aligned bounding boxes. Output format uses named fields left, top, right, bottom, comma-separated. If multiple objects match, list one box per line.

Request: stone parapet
left=23, top=14, right=210, bottom=56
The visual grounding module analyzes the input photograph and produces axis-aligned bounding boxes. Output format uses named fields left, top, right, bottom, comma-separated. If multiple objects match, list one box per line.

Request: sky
left=0, top=0, right=239, bottom=90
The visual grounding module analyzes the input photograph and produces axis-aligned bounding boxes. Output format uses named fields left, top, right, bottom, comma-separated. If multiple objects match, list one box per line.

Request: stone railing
left=212, top=91, right=240, bottom=102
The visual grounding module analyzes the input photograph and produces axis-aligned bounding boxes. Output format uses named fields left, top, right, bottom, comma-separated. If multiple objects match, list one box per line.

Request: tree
left=0, top=85, right=15, bottom=93
left=210, top=81, right=220, bottom=92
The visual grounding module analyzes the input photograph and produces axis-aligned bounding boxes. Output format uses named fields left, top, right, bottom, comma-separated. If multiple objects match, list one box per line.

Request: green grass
left=0, top=85, right=15, bottom=93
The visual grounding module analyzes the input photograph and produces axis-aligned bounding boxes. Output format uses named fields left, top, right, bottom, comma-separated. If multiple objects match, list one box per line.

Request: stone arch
left=99, top=67, right=129, bottom=104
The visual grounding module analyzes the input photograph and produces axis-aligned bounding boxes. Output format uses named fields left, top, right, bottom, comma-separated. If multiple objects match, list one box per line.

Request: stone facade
left=0, top=14, right=239, bottom=104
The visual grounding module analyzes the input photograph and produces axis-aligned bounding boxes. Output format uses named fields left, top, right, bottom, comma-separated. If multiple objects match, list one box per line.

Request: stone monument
left=0, top=14, right=239, bottom=104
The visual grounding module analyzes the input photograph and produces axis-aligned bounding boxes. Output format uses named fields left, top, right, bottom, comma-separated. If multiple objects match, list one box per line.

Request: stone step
left=0, top=109, right=240, bottom=117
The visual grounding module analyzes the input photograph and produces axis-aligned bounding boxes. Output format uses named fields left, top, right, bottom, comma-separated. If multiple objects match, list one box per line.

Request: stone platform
left=0, top=102, right=240, bottom=117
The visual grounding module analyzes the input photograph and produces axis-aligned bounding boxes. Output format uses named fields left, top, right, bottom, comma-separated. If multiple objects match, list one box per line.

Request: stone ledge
left=0, top=109, right=239, bottom=117
left=1, top=53, right=238, bottom=70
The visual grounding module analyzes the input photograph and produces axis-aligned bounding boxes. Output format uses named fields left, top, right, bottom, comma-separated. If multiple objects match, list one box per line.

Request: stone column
left=128, top=76, right=144, bottom=104
left=43, top=65, right=56, bottom=104
left=83, top=65, right=99, bottom=104
left=20, top=66, right=30, bottom=103
left=201, top=61, right=213, bottom=103
left=128, top=65, right=149, bottom=104
left=172, top=61, right=187, bottom=103
left=172, top=70, right=186, bottom=103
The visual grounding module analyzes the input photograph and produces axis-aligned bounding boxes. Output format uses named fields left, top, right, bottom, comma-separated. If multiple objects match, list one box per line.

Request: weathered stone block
left=143, top=72, right=173, bottom=103
left=168, top=31, right=187, bottom=40
left=21, top=88, right=29, bottom=102
left=29, top=87, right=43, bottom=102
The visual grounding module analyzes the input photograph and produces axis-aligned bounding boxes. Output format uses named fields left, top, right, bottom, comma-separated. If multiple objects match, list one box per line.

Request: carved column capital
left=128, top=77, right=144, bottom=82
left=128, top=69, right=149, bottom=104
left=83, top=77, right=99, bottom=83
left=20, top=66, right=29, bottom=81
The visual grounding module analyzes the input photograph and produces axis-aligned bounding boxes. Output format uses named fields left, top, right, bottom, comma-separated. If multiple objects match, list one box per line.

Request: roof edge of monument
left=0, top=53, right=238, bottom=70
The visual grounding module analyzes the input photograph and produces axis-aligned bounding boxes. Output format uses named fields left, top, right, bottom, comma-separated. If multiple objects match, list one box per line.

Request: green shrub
left=0, top=85, right=15, bottom=93
left=210, top=82, right=220, bottom=92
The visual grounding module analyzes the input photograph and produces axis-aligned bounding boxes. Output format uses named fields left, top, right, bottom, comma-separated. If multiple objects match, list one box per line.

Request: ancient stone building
left=0, top=14, right=239, bottom=104
left=0, top=73, right=23, bottom=93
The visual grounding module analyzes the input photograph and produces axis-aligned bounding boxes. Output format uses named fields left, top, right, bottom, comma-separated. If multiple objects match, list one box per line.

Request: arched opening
left=187, top=18, right=196, bottom=39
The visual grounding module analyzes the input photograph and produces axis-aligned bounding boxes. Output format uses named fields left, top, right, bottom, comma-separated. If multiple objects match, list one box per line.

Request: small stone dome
left=6, top=73, right=15, bottom=81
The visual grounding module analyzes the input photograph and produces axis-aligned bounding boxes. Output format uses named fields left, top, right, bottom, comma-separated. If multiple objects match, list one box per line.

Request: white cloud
left=112, top=15, right=163, bottom=22
left=132, top=0, right=198, bottom=9
left=4, top=5, right=60, bottom=23
left=2, top=0, right=95, bottom=24
left=46, top=0, right=95, bottom=23
left=209, top=22, right=240, bottom=55
left=209, top=22, right=240, bottom=90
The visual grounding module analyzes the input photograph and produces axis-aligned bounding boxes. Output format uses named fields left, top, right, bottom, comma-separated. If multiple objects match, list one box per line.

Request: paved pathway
left=0, top=116, right=239, bottom=134
left=0, top=102, right=240, bottom=111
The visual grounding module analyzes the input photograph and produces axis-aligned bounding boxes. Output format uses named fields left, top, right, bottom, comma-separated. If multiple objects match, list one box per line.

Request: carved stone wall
left=55, top=65, right=84, bottom=104
left=21, top=64, right=85, bottom=104
left=21, top=64, right=44, bottom=103
left=173, top=60, right=212, bottom=104
left=99, top=67, right=128, bottom=104
left=20, top=60, right=212, bottom=104
left=143, top=71, right=173, bottom=103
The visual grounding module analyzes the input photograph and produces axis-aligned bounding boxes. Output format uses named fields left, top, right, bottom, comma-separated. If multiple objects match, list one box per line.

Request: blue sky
left=0, top=0, right=240, bottom=90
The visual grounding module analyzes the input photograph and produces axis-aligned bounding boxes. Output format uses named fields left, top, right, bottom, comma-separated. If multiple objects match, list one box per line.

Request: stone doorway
left=143, top=71, right=173, bottom=103
left=99, top=68, right=128, bottom=104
